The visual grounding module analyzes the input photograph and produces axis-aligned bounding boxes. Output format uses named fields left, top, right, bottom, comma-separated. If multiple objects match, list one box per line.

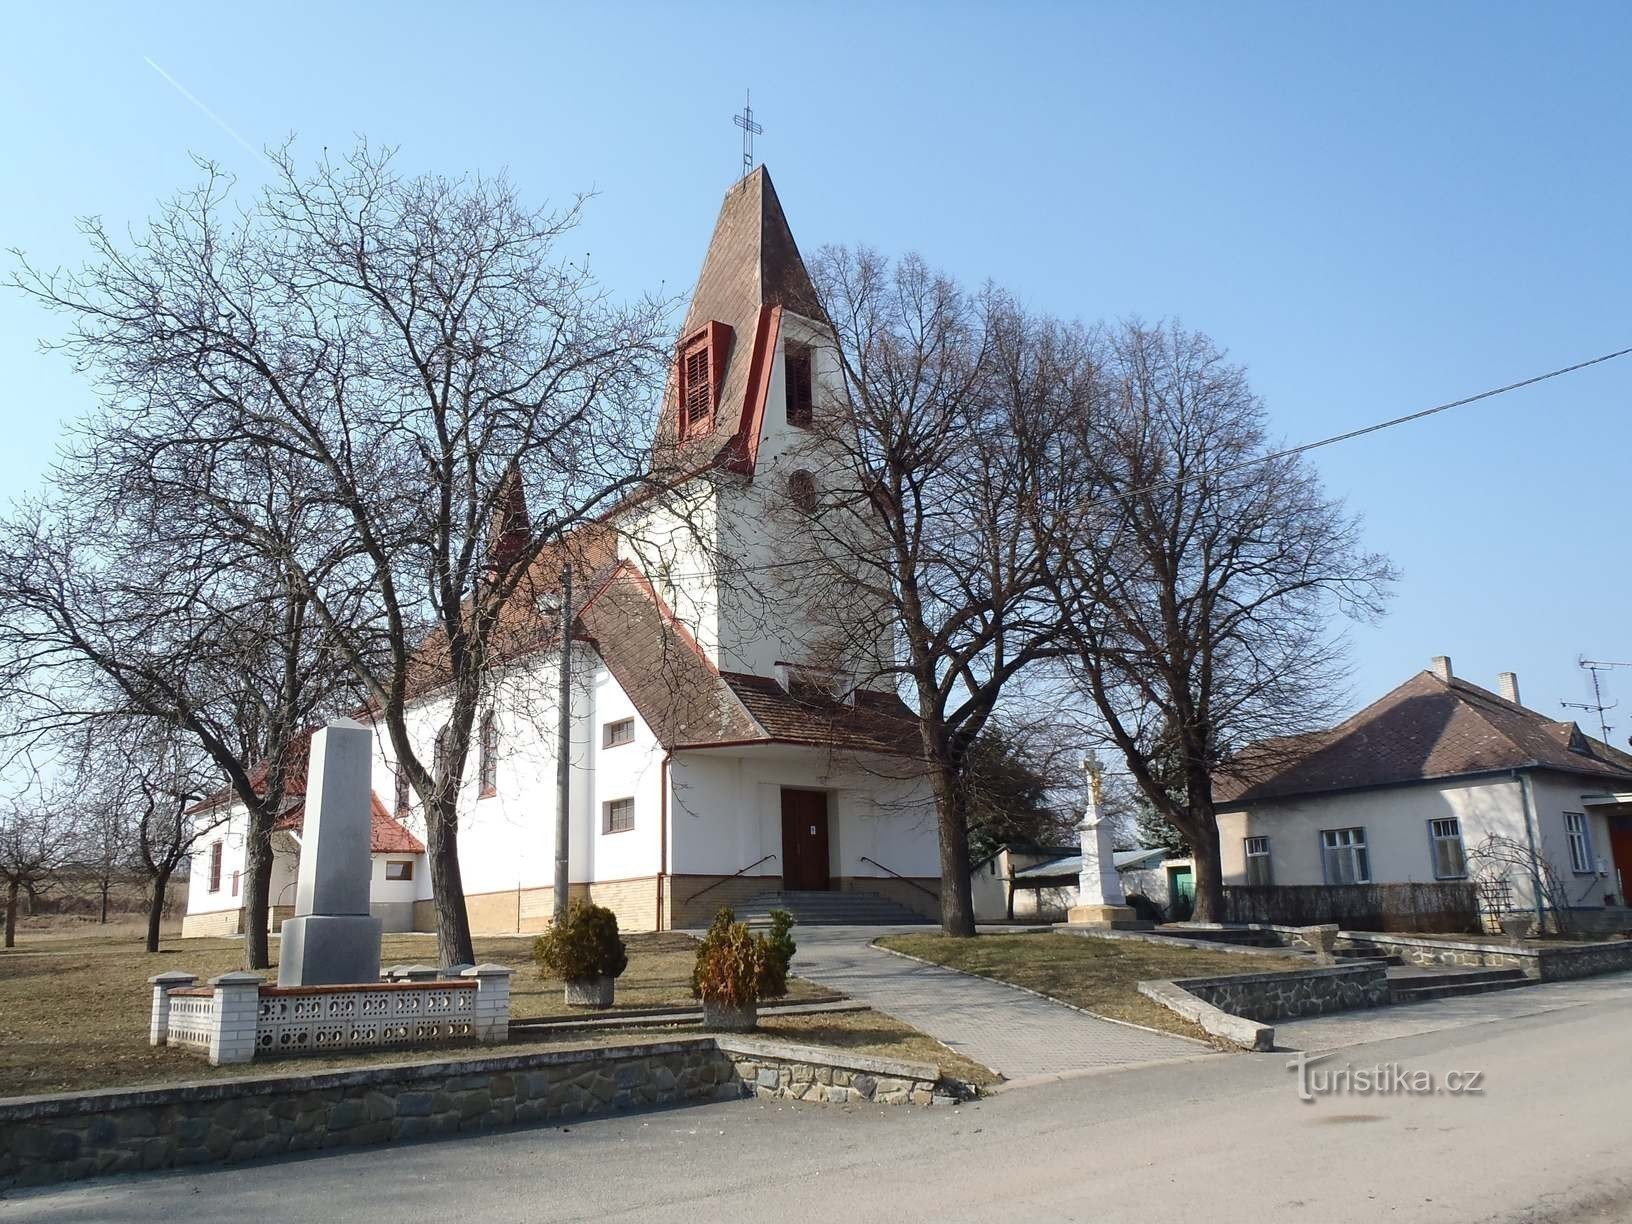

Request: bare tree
left=1041, top=321, right=1395, bottom=922
left=12, top=143, right=673, bottom=966
left=790, top=248, right=1089, bottom=935
left=67, top=719, right=215, bottom=951
left=0, top=783, right=79, bottom=947
left=0, top=485, right=348, bottom=968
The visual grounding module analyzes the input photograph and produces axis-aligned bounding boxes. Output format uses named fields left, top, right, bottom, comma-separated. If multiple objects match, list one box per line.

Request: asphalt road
left=5, top=989, right=1631, bottom=1224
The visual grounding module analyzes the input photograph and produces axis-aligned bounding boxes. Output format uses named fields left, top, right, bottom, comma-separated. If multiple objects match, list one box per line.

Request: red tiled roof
left=576, top=562, right=921, bottom=757
left=1216, top=669, right=1632, bottom=806
left=717, top=672, right=921, bottom=756
left=273, top=792, right=425, bottom=855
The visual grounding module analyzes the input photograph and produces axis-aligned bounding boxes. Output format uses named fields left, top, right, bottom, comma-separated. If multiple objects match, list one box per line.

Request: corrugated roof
left=1216, top=668, right=1632, bottom=806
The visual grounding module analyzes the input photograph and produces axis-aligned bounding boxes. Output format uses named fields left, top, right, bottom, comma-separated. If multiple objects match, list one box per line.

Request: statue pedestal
left=1065, top=903, right=1148, bottom=930
left=277, top=915, right=382, bottom=987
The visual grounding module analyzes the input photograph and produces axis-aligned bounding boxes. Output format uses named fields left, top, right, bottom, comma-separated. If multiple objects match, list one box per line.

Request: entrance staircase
left=733, top=890, right=935, bottom=927
left=1387, top=966, right=1530, bottom=1004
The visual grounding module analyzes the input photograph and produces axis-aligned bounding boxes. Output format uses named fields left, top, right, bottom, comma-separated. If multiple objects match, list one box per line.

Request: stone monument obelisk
left=277, top=719, right=383, bottom=987
left=1066, top=754, right=1142, bottom=929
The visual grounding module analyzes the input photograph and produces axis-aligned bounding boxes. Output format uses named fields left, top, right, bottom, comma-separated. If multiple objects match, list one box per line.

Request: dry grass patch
left=0, top=929, right=821, bottom=1097
left=877, top=931, right=1306, bottom=1041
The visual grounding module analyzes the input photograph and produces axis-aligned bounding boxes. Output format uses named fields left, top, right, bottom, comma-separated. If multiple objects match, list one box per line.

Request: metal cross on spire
left=733, top=90, right=763, bottom=179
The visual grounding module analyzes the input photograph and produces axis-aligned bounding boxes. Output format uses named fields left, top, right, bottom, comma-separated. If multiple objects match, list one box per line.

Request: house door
left=1608, top=818, right=1632, bottom=906
left=780, top=789, right=831, bottom=891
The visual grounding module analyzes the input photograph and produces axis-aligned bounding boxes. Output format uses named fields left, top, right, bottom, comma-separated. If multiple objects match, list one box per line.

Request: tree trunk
left=1184, top=776, right=1225, bottom=923
left=4, top=880, right=17, bottom=949
left=241, top=806, right=276, bottom=970
left=99, top=877, right=111, bottom=924
left=427, top=797, right=476, bottom=967
left=928, top=762, right=977, bottom=937
left=146, top=868, right=172, bottom=953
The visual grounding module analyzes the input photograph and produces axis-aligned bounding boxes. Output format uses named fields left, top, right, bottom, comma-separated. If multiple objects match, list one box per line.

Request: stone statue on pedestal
left=277, top=719, right=384, bottom=987
left=1065, top=754, right=1147, bottom=929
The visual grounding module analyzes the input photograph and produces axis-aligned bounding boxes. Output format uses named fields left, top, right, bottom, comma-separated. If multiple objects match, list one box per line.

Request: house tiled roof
left=716, top=672, right=920, bottom=755
left=575, top=564, right=762, bottom=747
left=574, top=561, right=920, bottom=757
left=273, top=792, right=426, bottom=855
left=1216, top=668, right=1632, bottom=807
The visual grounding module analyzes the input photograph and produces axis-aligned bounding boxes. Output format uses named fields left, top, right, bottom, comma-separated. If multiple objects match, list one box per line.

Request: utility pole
left=553, top=561, right=573, bottom=925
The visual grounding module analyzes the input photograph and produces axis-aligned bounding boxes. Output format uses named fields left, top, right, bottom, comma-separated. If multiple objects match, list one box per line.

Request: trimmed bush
left=533, top=901, right=629, bottom=982
left=691, top=906, right=797, bottom=1007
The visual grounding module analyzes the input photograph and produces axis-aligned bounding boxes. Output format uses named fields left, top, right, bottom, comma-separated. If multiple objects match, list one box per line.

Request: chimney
left=1497, top=672, right=1521, bottom=705
left=1430, top=656, right=1453, bottom=683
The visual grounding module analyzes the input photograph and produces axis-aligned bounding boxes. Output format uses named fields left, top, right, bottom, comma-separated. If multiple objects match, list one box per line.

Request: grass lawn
left=0, top=929, right=965, bottom=1097
left=877, top=931, right=1306, bottom=1041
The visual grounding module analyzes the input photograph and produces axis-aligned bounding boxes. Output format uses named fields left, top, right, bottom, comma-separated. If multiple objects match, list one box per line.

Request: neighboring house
left=181, top=166, right=940, bottom=939
left=184, top=745, right=426, bottom=937
left=1214, top=656, right=1632, bottom=926
left=971, top=843, right=1188, bottom=921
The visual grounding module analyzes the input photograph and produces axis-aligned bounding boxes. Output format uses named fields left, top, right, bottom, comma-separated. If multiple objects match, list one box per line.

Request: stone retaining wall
left=0, top=1036, right=949, bottom=1189
left=1341, top=932, right=1632, bottom=981
left=1169, top=962, right=1389, bottom=1024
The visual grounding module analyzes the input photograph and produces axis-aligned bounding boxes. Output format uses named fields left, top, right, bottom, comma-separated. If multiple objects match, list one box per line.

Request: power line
left=589, top=344, right=1632, bottom=586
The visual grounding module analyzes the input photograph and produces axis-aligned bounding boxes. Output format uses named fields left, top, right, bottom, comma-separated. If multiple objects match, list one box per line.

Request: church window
left=788, top=469, right=818, bottom=513
left=603, top=717, right=635, bottom=748
left=207, top=841, right=223, bottom=893
left=478, top=711, right=499, bottom=797
left=785, top=343, right=814, bottom=427
left=603, top=796, right=635, bottom=835
left=386, top=860, right=414, bottom=882
left=677, top=322, right=731, bottom=438
left=230, top=870, right=240, bottom=898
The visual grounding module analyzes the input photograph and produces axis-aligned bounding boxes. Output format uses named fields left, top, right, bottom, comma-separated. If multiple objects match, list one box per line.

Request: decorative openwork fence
left=1221, top=883, right=1481, bottom=933
left=150, top=966, right=512, bottom=1066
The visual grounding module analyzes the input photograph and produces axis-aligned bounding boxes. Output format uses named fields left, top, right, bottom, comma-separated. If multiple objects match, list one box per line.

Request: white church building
left=182, top=167, right=942, bottom=938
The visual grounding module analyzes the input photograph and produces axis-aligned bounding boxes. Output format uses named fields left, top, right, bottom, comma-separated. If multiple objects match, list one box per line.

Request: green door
left=1168, top=865, right=1195, bottom=905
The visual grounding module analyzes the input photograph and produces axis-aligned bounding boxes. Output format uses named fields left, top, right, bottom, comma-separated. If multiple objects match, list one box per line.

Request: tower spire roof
left=655, top=167, right=824, bottom=474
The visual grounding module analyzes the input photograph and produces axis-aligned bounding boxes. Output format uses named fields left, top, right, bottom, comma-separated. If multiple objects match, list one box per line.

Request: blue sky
left=3, top=2, right=1630, bottom=730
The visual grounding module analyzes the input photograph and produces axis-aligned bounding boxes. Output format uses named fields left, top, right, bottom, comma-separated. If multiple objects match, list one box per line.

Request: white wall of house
left=1216, top=770, right=1617, bottom=912
left=668, top=747, right=936, bottom=883
left=186, top=811, right=246, bottom=918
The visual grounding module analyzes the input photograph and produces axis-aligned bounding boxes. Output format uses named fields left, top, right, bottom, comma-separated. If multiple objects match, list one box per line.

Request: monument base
left=1064, top=903, right=1151, bottom=930
left=278, top=915, right=383, bottom=987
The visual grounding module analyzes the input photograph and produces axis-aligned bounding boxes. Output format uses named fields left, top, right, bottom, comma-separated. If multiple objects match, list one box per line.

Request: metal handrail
left=859, top=856, right=940, bottom=902
left=685, top=854, right=777, bottom=905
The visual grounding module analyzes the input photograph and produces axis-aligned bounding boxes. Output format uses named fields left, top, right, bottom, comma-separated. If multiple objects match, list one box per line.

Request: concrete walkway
left=1276, top=968, right=1632, bottom=1050
left=790, top=926, right=1207, bottom=1083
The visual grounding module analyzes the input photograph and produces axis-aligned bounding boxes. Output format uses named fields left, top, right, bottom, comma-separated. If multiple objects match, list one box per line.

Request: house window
left=680, top=339, right=713, bottom=437
left=478, top=711, right=498, bottom=797
left=1565, top=811, right=1594, bottom=874
left=230, top=871, right=240, bottom=898
left=603, top=797, right=635, bottom=835
left=785, top=342, right=814, bottom=427
left=385, top=860, right=414, bottom=882
left=603, top=718, right=635, bottom=748
left=1243, top=836, right=1273, bottom=886
left=207, top=841, right=223, bottom=894
left=1320, top=827, right=1370, bottom=884
left=394, top=766, right=411, bottom=818
left=1428, top=818, right=1467, bottom=879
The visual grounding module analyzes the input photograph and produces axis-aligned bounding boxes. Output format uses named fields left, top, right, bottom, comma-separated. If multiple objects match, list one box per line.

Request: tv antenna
left=1562, top=656, right=1632, bottom=746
